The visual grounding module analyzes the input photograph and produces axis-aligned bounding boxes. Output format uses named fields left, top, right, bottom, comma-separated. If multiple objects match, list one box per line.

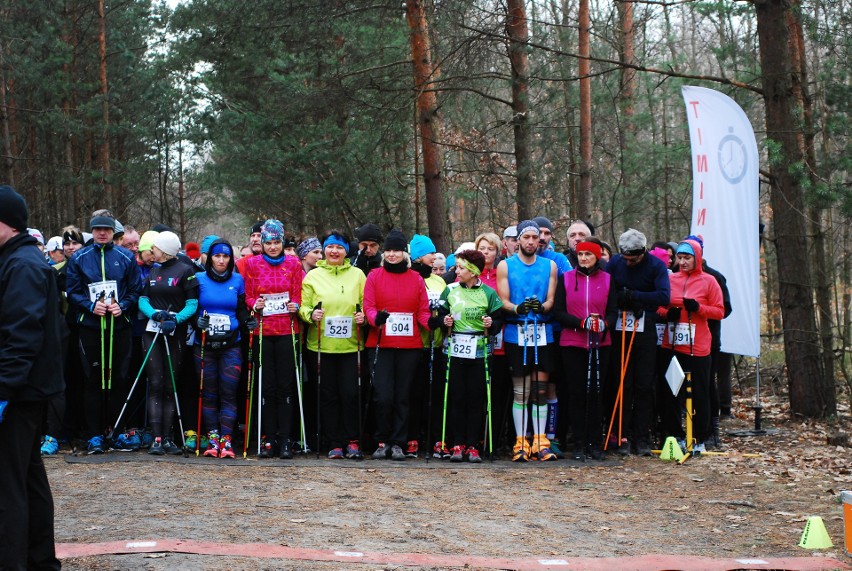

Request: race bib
left=427, top=290, right=441, bottom=306
left=449, top=334, right=478, bottom=359
left=146, top=316, right=175, bottom=336
left=88, top=280, right=118, bottom=304
left=668, top=322, right=696, bottom=346
left=324, top=316, right=353, bottom=339
left=208, top=313, right=230, bottom=335
left=517, top=323, right=546, bottom=347
left=615, top=311, right=645, bottom=333
left=263, top=292, right=290, bottom=316
left=385, top=312, right=414, bottom=337
left=656, top=323, right=666, bottom=347
left=493, top=328, right=504, bottom=351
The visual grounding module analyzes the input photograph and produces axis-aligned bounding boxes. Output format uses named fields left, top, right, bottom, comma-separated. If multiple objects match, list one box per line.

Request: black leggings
left=304, top=350, right=358, bottom=450
left=143, top=332, right=184, bottom=439
left=446, top=356, right=486, bottom=447
left=371, top=348, right=421, bottom=447
left=256, top=335, right=297, bottom=442
left=562, top=345, right=610, bottom=450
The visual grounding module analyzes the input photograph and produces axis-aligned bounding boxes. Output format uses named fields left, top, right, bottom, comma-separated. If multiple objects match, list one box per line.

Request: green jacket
left=298, top=259, right=366, bottom=353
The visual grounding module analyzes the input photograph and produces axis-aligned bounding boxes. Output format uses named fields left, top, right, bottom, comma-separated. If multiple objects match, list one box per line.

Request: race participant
left=194, top=239, right=255, bottom=459
left=243, top=219, right=303, bottom=459
left=553, top=240, right=616, bottom=461
left=235, top=221, right=263, bottom=275
left=431, top=253, right=446, bottom=276
left=406, top=234, right=446, bottom=458
left=45, top=237, right=65, bottom=266
left=533, top=216, right=571, bottom=275
left=297, top=237, right=323, bottom=274
left=137, top=231, right=199, bottom=455
left=121, top=226, right=140, bottom=254
left=605, top=228, right=670, bottom=456
left=364, top=229, right=431, bottom=461
left=299, top=231, right=366, bottom=459
left=657, top=239, right=724, bottom=453
left=283, top=235, right=298, bottom=257
left=495, top=220, right=558, bottom=461
left=565, top=219, right=593, bottom=268
left=351, top=223, right=383, bottom=276
left=0, top=185, right=63, bottom=570
left=502, top=225, right=518, bottom=258
left=65, top=211, right=141, bottom=454
left=432, top=250, right=504, bottom=462
left=199, top=235, right=220, bottom=267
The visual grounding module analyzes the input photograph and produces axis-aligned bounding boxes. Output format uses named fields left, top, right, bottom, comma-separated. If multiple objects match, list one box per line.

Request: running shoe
left=531, top=435, right=557, bottom=461
left=41, top=436, right=59, bottom=456
left=432, top=441, right=449, bottom=459
left=87, top=435, right=105, bottom=455
left=549, top=438, right=566, bottom=459
left=204, top=431, right=220, bottom=458
left=279, top=439, right=293, bottom=460
left=328, top=447, right=345, bottom=459
left=345, top=440, right=363, bottom=460
left=184, top=430, right=198, bottom=452
left=219, top=434, right=235, bottom=459
left=148, top=436, right=165, bottom=456
left=405, top=440, right=419, bottom=458
left=163, top=437, right=183, bottom=455
left=449, top=445, right=464, bottom=462
left=512, top=436, right=530, bottom=462
left=466, top=446, right=482, bottom=463
left=391, top=444, right=406, bottom=461
left=258, top=437, right=275, bottom=458
left=372, top=442, right=390, bottom=459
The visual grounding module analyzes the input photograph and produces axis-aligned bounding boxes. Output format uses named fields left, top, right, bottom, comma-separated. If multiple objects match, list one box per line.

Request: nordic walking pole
left=532, top=310, right=541, bottom=455
left=109, top=326, right=162, bottom=441
left=98, top=291, right=107, bottom=432
left=105, top=291, right=115, bottom=434
left=426, top=331, right=435, bottom=463
left=196, top=312, right=207, bottom=456
left=243, top=319, right=256, bottom=459
left=484, top=326, right=493, bottom=462
left=314, top=301, right=323, bottom=458
left=521, top=312, right=529, bottom=454
left=162, top=332, right=186, bottom=451
left=290, top=306, right=307, bottom=456
left=362, top=323, right=382, bottom=449
left=440, top=330, right=453, bottom=456
left=355, top=304, right=362, bottom=453
left=257, top=311, right=264, bottom=456
left=604, top=311, right=637, bottom=450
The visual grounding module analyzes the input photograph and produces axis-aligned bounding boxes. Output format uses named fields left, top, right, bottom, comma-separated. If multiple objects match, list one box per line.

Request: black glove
left=374, top=310, right=390, bottom=327
left=617, top=288, right=633, bottom=309
left=527, top=296, right=542, bottom=314
left=683, top=298, right=700, bottom=313
left=515, top=301, right=530, bottom=315
left=197, top=314, right=210, bottom=331
left=427, top=315, right=443, bottom=331
left=244, top=317, right=258, bottom=331
left=666, top=307, right=682, bottom=323
left=152, top=310, right=170, bottom=322
left=160, top=318, right=177, bottom=334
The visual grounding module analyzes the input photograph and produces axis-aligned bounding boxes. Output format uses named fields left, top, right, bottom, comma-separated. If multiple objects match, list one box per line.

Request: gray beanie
left=618, top=228, right=647, bottom=253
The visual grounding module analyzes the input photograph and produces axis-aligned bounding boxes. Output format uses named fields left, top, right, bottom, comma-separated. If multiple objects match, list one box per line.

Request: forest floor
left=51, top=384, right=852, bottom=570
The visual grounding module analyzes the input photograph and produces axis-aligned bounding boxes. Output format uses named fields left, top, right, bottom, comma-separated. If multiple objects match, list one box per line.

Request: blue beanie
left=201, top=235, right=220, bottom=255
left=409, top=234, right=436, bottom=261
left=685, top=234, right=704, bottom=249
left=261, top=219, right=284, bottom=243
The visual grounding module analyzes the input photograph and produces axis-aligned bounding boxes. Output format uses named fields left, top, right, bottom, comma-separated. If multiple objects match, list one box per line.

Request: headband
left=323, top=234, right=350, bottom=254
left=456, top=257, right=481, bottom=277
left=210, top=243, right=232, bottom=257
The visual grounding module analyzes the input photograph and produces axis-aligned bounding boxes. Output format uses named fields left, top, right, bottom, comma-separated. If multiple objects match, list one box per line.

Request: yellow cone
left=659, top=436, right=685, bottom=462
left=798, top=516, right=833, bottom=549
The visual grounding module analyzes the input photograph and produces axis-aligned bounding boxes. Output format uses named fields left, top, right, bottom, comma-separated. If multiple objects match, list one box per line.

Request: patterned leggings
left=194, top=345, right=242, bottom=436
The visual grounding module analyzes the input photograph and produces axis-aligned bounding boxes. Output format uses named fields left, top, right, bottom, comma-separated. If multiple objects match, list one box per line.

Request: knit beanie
left=250, top=221, right=264, bottom=235
left=356, top=223, right=383, bottom=244
left=516, top=220, right=540, bottom=238
left=383, top=229, right=408, bottom=252
left=649, top=247, right=671, bottom=265
left=185, top=242, right=201, bottom=260
left=261, top=219, right=284, bottom=243
left=153, top=231, right=181, bottom=257
left=618, top=228, right=647, bottom=253
left=297, top=237, right=322, bottom=260
left=138, top=231, right=159, bottom=252
left=90, top=213, right=116, bottom=231
left=532, top=216, right=553, bottom=233
left=201, top=235, right=220, bottom=255
left=0, top=185, right=27, bottom=232
left=409, top=234, right=436, bottom=261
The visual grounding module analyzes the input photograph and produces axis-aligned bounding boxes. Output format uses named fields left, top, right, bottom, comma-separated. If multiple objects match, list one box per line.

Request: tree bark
left=577, top=0, right=592, bottom=220
left=755, top=0, right=834, bottom=417
left=0, top=47, right=14, bottom=187
left=97, top=0, right=112, bottom=209
left=406, top=0, right=449, bottom=254
left=506, top=0, right=531, bottom=220
left=617, top=0, right=636, bottom=206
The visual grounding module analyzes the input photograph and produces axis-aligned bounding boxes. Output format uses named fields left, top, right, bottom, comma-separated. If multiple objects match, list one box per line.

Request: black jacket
left=0, top=233, right=64, bottom=402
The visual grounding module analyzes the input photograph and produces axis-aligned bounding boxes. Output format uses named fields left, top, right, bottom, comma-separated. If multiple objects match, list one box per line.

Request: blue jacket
left=65, top=242, right=141, bottom=330
left=606, top=253, right=670, bottom=314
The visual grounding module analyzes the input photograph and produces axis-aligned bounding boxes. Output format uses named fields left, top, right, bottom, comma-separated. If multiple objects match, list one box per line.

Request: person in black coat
left=0, top=185, right=63, bottom=570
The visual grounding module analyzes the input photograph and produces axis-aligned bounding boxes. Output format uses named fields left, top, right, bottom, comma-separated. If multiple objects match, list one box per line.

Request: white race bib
left=615, top=311, right=645, bottom=333
left=263, top=292, right=290, bottom=316
left=385, top=312, right=414, bottom=337
left=493, top=329, right=504, bottom=351
left=656, top=323, right=666, bottom=347
left=146, top=317, right=175, bottom=336
left=449, top=334, right=478, bottom=359
left=668, top=322, right=697, bottom=346
left=208, top=313, right=230, bottom=335
left=88, top=280, right=118, bottom=304
left=517, top=323, right=546, bottom=347
left=324, top=316, right=353, bottom=339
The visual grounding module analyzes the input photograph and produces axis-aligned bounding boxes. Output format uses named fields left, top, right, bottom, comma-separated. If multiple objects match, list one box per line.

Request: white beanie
left=153, top=231, right=181, bottom=257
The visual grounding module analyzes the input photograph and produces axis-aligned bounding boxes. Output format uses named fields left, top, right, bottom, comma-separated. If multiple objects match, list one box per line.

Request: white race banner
left=682, top=86, right=760, bottom=358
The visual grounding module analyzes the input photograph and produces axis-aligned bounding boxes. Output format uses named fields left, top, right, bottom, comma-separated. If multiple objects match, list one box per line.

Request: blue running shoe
left=41, top=435, right=59, bottom=456
left=87, top=435, right=105, bottom=455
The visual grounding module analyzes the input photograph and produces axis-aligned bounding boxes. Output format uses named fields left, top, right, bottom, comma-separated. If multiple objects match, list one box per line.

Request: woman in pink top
left=243, top=219, right=303, bottom=459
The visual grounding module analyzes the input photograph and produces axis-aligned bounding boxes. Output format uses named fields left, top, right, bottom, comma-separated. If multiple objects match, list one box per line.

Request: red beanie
left=185, top=242, right=201, bottom=260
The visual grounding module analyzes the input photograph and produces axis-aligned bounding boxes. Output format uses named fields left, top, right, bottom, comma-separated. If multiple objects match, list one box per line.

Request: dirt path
left=52, top=404, right=852, bottom=570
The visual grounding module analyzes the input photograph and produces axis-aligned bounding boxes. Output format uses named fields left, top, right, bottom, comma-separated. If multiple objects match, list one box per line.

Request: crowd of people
left=15, top=194, right=737, bottom=467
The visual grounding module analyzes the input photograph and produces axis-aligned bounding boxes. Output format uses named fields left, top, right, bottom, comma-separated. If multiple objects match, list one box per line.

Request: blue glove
left=160, top=319, right=177, bottom=334
left=152, top=310, right=171, bottom=322
left=0, top=400, right=7, bottom=423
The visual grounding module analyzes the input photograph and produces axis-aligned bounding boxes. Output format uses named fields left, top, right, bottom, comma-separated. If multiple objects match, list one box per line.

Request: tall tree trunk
left=406, top=0, right=448, bottom=253
left=755, top=0, right=835, bottom=417
left=577, top=0, right=592, bottom=220
left=97, top=0, right=112, bottom=209
left=506, top=0, right=531, bottom=220
left=786, top=3, right=836, bottom=399
left=0, top=47, right=14, bottom=186
left=617, top=0, right=636, bottom=204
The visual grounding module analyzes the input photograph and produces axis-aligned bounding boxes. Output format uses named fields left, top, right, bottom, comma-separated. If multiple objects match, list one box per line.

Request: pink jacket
left=363, top=267, right=431, bottom=349
left=243, top=254, right=303, bottom=336
left=558, top=268, right=613, bottom=348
